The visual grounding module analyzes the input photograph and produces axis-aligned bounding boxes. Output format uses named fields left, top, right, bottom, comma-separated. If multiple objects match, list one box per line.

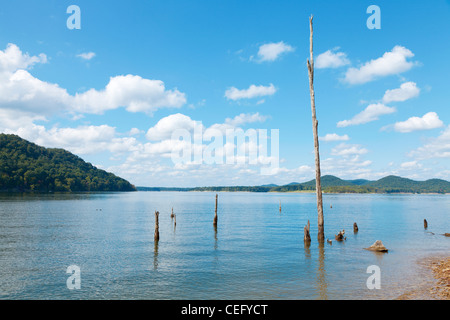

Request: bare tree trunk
left=307, top=16, right=325, bottom=243
left=213, top=194, right=218, bottom=226
left=154, top=210, right=160, bottom=242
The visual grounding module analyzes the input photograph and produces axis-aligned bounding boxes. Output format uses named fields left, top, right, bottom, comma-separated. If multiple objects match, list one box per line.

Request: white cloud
left=319, top=133, right=350, bottom=142
left=225, top=84, right=276, bottom=101
left=224, top=112, right=267, bottom=127
left=400, top=161, right=422, bottom=169
left=344, top=46, right=416, bottom=85
left=316, top=49, right=350, bottom=69
left=321, top=155, right=373, bottom=179
left=0, top=43, right=47, bottom=73
left=73, top=74, right=186, bottom=114
left=225, top=84, right=277, bottom=101
left=0, top=69, right=71, bottom=116
left=382, top=82, right=420, bottom=103
left=255, top=41, right=294, bottom=62
left=0, top=43, right=187, bottom=119
left=10, top=124, right=139, bottom=155
left=409, top=125, right=450, bottom=159
left=337, top=103, right=396, bottom=127
left=145, top=113, right=204, bottom=141
left=76, top=52, right=96, bottom=60
left=393, top=112, right=444, bottom=133
left=331, top=143, right=368, bottom=156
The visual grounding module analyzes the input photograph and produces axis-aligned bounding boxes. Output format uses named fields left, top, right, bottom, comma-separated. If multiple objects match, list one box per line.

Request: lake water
left=0, top=191, right=448, bottom=300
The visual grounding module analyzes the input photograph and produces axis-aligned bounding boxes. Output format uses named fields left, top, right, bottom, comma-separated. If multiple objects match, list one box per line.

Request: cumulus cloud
left=331, top=143, right=368, bottom=156
left=76, top=52, right=96, bottom=60
left=0, top=43, right=47, bottom=72
left=393, top=112, right=444, bottom=133
left=344, top=46, right=416, bottom=85
left=0, top=43, right=187, bottom=120
left=9, top=123, right=139, bottom=155
left=73, top=74, right=186, bottom=114
left=224, top=112, right=268, bottom=127
left=315, top=49, right=350, bottom=69
left=400, top=161, right=422, bottom=169
left=225, top=84, right=276, bottom=101
left=319, top=133, right=350, bottom=142
left=409, top=125, right=450, bottom=159
left=145, top=113, right=204, bottom=141
left=255, top=41, right=294, bottom=62
left=337, top=103, right=396, bottom=127
left=382, top=82, right=420, bottom=103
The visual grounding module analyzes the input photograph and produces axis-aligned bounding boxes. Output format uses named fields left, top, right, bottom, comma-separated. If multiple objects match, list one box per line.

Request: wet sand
left=397, top=256, right=450, bottom=300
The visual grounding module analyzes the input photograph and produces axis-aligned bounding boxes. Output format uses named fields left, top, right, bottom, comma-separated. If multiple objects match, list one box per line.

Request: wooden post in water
left=353, top=222, right=359, bottom=233
left=171, top=207, right=174, bottom=219
left=279, top=200, right=282, bottom=213
left=154, top=210, right=160, bottom=242
left=424, top=219, right=428, bottom=229
left=213, top=194, right=218, bottom=226
left=304, top=220, right=311, bottom=244
left=307, top=15, right=325, bottom=243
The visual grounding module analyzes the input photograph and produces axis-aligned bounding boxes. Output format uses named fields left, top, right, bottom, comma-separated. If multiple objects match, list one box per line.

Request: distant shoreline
left=135, top=189, right=449, bottom=195
left=136, top=174, right=450, bottom=194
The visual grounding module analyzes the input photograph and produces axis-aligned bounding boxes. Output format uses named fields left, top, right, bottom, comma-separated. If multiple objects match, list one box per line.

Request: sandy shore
left=428, top=256, right=450, bottom=299
left=397, top=256, right=449, bottom=300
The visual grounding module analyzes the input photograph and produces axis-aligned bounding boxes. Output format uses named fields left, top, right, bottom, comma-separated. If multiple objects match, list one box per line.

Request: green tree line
left=0, top=134, right=136, bottom=192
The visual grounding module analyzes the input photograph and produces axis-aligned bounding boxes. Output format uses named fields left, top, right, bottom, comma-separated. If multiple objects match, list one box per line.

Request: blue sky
left=0, top=0, right=449, bottom=187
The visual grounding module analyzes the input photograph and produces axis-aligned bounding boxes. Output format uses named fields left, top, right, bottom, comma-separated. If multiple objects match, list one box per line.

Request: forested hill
left=139, top=174, right=450, bottom=194
left=0, top=134, right=136, bottom=192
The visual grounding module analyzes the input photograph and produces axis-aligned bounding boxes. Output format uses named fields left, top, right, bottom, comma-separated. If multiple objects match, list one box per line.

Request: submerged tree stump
left=424, top=219, right=428, bottom=229
left=365, top=240, right=388, bottom=252
left=353, top=222, right=359, bottom=233
left=154, top=210, right=160, bottom=242
left=335, top=229, right=346, bottom=241
left=304, top=220, right=311, bottom=243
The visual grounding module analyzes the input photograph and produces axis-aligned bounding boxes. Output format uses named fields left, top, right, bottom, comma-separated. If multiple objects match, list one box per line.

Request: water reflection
left=214, top=224, right=218, bottom=251
left=317, top=242, right=328, bottom=300
left=304, top=240, right=311, bottom=259
left=153, top=240, right=159, bottom=270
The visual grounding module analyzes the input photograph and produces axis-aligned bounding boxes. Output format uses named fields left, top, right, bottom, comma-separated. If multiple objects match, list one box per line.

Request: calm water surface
left=0, top=191, right=448, bottom=299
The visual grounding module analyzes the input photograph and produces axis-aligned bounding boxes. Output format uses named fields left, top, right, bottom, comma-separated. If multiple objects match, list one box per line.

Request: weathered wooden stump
left=335, top=229, right=345, bottom=241
left=424, top=219, right=428, bottom=229
left=154, top=210, right=160, bottom=242
left=170, top=207, right=175, bottom=219
left=364, top=240, right=388, bottom=252
left=353, top=222, right=359, bottom=233
left=304, top=220, right=311, bottom=243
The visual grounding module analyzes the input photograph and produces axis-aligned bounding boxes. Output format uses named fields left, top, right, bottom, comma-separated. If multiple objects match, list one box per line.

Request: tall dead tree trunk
left=213, top=194, right=218, bottom=226
left=154, top=210, right=160, bottom=242
left=307, top=15, right=325, bottom=243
